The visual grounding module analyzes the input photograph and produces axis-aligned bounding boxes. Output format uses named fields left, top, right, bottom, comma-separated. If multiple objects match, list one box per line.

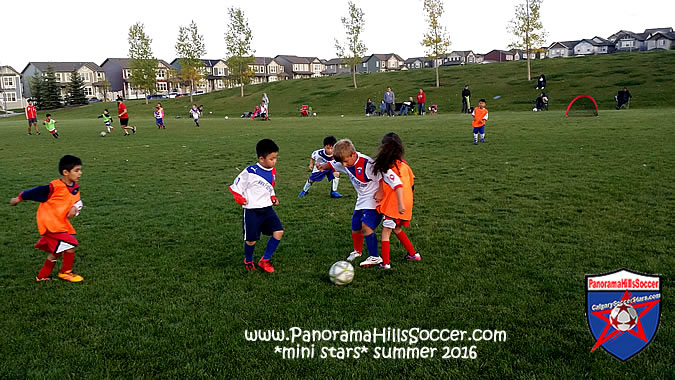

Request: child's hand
left=67, top=206, right=78, bottom=219
left=271, top=196, right=279, bottom=206
left=309, top=164, right=314, bottom=171
left=9, top=197, right=20, bottom=206
left=398, top=204, right=406, bottom=214
left=374, top=188, right=384, bottom=202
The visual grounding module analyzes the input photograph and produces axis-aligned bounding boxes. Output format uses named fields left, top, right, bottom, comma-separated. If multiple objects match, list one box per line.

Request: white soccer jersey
left=190, top=108, right=200, bottom=119
left=329, top=152, right=381, bottom=210
left=229, top=163, right=276, bottom=209
left=311, top=149, right=333, bottom=173
left=382, top=169, right=403, bottom=190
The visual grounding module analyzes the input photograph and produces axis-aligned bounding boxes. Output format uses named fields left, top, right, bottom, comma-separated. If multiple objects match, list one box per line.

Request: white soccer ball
left=329, top=261, right=354, bottom=286
left=312, top=112, right=317, bottom=116
left=610, top=303, right=638, bottom=332
left=209, top=111, right=213, bottom=114
left=100, top=131, right=107, bottom=137
left=341, top=114, right=344, bottom=117
left=532, top=108, right=538, bottom=112
left=225, top=116, right=229, bottom=120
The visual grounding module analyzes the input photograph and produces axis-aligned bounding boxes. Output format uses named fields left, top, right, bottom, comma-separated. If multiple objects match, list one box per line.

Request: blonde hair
left=332, top=139, right=356, bottom=162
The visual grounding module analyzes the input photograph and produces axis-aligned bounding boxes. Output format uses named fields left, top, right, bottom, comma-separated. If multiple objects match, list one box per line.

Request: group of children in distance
left=227, top=133, right=419, bottom=273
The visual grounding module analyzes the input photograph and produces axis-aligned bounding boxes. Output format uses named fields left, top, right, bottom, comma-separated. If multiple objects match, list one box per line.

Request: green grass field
left=0, top=107, right=672, bottom=377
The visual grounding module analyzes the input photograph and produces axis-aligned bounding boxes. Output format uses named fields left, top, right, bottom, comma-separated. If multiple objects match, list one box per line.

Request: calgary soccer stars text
left=244, top=327, right=507, bottom=360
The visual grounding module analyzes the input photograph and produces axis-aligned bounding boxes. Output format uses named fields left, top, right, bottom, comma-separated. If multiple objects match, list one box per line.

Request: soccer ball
left=100, top=131, right=107, bottom=137
left=532, top=107, right=538, bottom=112
left=225, top=116, right=229, bottom=120
left=329, top=261, right=354, bottom=286
left=312, top=112, right=317, bottom=117
left=610, top=303, right=638, bottom=332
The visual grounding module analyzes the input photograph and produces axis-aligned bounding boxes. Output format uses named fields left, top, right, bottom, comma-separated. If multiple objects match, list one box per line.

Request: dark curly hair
left=373, top=132, right=404, bottom=175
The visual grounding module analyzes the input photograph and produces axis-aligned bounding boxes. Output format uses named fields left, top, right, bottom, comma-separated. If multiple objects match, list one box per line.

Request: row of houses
left=1, top=27, right=672, bottom=110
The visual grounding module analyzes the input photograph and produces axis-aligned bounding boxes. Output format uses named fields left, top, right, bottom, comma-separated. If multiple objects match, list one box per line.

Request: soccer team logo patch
left=586, top=269, right=661, bottom=361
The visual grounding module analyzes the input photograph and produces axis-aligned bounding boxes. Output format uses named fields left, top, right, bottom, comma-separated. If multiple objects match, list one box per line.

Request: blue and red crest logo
left=586, top=268, right=661, bottom=361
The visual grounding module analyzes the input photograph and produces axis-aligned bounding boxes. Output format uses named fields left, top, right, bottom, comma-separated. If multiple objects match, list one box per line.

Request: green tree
left=508, top=0, right=547, bottom=81
left=66, top=70, right=88, bottom=106
left=175, top=20, right=207, bottom=103
left=128, top=22, right=158, bottom=104
left=224, top=7, right=255, bottom=98
left=421, top=0, right=451, bottom=88
left=42, top=66, right=62, bottom=109
left=29, top=71, right=45, bottom=109
left=335, top=1, right=367, bottom=89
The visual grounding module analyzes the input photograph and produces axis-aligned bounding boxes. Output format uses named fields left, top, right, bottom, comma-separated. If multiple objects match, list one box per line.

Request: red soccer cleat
left=257, top=258, right=275, bottom=273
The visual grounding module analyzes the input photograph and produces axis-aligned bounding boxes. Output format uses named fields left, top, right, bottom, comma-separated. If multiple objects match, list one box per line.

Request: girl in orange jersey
left=373, top=133, right=420, bottom=270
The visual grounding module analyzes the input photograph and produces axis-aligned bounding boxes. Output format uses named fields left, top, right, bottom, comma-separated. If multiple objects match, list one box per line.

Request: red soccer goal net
left=566, top=95, right=599, bottom=117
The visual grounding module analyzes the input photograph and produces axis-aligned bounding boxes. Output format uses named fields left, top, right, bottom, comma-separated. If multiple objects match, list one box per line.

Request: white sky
left=1, top=0, right=673, bottom=71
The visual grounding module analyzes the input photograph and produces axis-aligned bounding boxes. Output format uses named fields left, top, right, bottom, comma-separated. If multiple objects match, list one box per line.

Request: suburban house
left=170, top=58, right=228, bottom=93
left=274, top=55, right=314, bottom=79
left=101, top=58, right=172, bottom=99
left=358, top=54, right=405, bottom=73
left=248, top=57, right=274, bottom=84
left=573, top=37, right=615, bottom=55
left=546, top=41, right=580, bottom=58
left=323, top=58, right=352, bottom=75
left=404, top=57, right=433, bottom=69
left=608, top=30, right=648, bottom=52
left=646, top=31, right=675, bottom=50
left=447, top=51, right=478, bottom=65
left=510, top=50, right=539, bottom=60
left=0, top=66, right=24, bottom=111
left=482, top=50, right=516, bottom=63
left=265, top=58, right=287, bottom=82
left=304, top=57, right=325, bottom=77
left=21, top=62, right=107, bottom=100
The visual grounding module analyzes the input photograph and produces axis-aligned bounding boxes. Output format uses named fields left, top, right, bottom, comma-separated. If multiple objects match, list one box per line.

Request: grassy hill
left=9, top=50, right=674, bottom=122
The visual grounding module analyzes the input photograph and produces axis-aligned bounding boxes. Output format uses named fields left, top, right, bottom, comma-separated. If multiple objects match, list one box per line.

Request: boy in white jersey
left=228, top=139, right=283, bottom=273
left=298, top=136, right=342, bottom=198
left=319, top=139, right=383, bottom=267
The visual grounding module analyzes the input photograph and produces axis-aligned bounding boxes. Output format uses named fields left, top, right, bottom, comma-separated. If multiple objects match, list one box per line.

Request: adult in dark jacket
left=461, top=85, right=471, bottom=113
left=536, top=74, right=546, bottom=90
left=384, top=87, right=395, bottom=116
left=616, top=87, right=632, bottom=109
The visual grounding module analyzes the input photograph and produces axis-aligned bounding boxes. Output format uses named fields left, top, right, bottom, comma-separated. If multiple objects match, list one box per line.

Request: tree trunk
left=527, top=51, right=531, bottom=81
left=435, top=65, right=440, bottom=88
left=240, top=84, right=244, bottom=97
left=352, top=66, right=358, bottom=89
left=190, top=80, right=194, bottom=103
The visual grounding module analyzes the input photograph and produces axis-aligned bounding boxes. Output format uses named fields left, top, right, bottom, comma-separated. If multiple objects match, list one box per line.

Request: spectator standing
left=461, top=85, right=471, bottom=114
left=25, top=99, right=40, bottom=135
left=416, top=89, right=426, bottom=115
left=384, top=87, right=395, bottom=117
left=536, top=74, right=546, bottom=90
left=616, top=87, right=632, bottom=110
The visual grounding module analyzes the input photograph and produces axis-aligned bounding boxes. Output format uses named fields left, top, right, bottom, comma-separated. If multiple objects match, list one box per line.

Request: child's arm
left=228, top=171, right=248, bottom=206
left=374, top=180, right=385, bottom=202
left=308, top=157, right=315, bottom=171
left=394, top=187, right=405, bottom=214
left=10, top=185, right=52, bottom=205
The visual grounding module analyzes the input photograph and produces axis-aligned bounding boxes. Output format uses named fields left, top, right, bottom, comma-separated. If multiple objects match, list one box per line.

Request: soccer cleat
left=480, top=138, right=486, bottom=143
left=244, top=261, right=256, bottom=271
left=35, top=276, right=52, bottom=282
left=28, top=133, right=32, bottom=135
left=473, top=140, right=478, bottom=145
left=330, top=191, right=343, bottom=198
left=132, top=126, right=136, bottom=134
left=298, top=191, right=308, bottom=198
left=405, top=253, right=422, bottom=261
left=258, top=258, right=275, bottom=273
left=360, top=255, right=383, bottom=267
left=379, top=263, right=391, bottom=270
left=346, top=251, right=362, bottom=262
left=57, top=271, right=84, bottom=282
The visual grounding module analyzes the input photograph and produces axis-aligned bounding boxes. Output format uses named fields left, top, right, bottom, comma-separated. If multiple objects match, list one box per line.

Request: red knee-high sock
left=381, top=241, right=390, bottom=265
left=352, top=231, right=363, bottom=253
left=38, top=259, right=57, bottom=278
left=60, top=251, right=75, bottom=273
left=395, top=230, right=416, bottom=255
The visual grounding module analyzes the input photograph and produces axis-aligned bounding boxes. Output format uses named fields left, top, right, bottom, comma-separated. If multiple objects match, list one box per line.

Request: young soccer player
left=373, top=132, right=420, bottom=269
left=97, top=109, right=114, bottom=133
left=154, top=104, right=165, bottom=129
left=298, top=136, right=342, bottom=198
left=190, top=104, right=200, bottom=127
left=319, top=139, right=383, bottom=267
left=43, top=114, right=59, bottom=139
left=472, top=98, right=488, bottom=144
left=228, top=139, right=283, bottom=273
left=9, top=155, right=85, bottom=282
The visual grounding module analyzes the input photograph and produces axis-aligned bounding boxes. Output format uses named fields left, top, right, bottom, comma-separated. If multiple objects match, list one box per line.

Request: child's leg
left=479, top=126, right=485, bottom=141
left=244, top=241, right=256, bottom=263
left=361, top=223, right=378, bottom=257
left=263, top=230, right=283, bottom=260
left=331, top=173, right=340, bottom=192
left=394, top=226, right=419, bottom=260
left=381, top=227, right=393, bottom=265
left=302, top=179, right=314, bottom=192
left=351, top=230, right=363, bottom=253
left=60, top=248, right=76, bottom=274
left=37, top=253, right=59, bottom=279
left=473, top=127, right=479, bottom=143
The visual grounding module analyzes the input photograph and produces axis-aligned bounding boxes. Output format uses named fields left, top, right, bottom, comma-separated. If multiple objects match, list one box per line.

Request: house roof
left=275, top=55, right=311, bottom=64
left=451, top=50, right=475, bottom=57
left=202, top=59, right=225, bottom=67
left=647, top=31, right=675, bottom=41
left=404, top=57, right=430, bottom=64
left=547, top=41, right=580, bottom=49
left=100, top=58, right=171, bottom=70
left=644, top=27, right=673, bottom=35
left=325, top=58, right=346, bottom=65
left=0, top=65, right=20, bottom=75
left=364, top=53, right=405, bottom=62
left=23, top=61, right=104, bottom=74
left=577, top=37, right=614, bottom=47
left=254, top=57, right=274, bottom=65
left=612, top=31, right=648, bottom=41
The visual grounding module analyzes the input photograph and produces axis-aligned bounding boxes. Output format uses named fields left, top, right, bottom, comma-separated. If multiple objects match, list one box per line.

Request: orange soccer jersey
left=377, top=160, right=415, bottom=221
left=472, top=107, right=488, bottom=127
left=36, top=179, right=81, bottom=235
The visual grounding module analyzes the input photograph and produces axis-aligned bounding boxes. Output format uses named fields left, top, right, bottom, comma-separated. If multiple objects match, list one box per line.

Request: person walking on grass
left=117, top=98, right=136, bottom=136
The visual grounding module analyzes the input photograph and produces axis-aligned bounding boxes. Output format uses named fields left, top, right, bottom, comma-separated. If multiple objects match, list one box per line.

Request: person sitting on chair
left=300, top=104, right=309, bottom=117
left=398, top=97, right=415, bottom=116
left=535, top=93, right=549, bottom=111
left=365, top=98, right=376, bottom=116
left=615, top=87, right=632, bottom=110
left=379, top=100, right=386, bottom=116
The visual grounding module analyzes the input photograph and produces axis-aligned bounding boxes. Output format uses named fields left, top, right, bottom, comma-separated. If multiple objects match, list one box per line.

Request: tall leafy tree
left=128, top=22, right=158, bottom=104
left=225, top=7, right=255, bottom=98
left=175, top=20, right=207, bottom=103
left=334, top=1, right=367, bottom=89
left=508, top=0, right=547, bottom=81
left=421, top=0, right=451, bottom=88
left=66, top=70, right=88, bottom=106
left=30, top=71, right=45, bottom=109
left=42, top=66, right=62, bottom=109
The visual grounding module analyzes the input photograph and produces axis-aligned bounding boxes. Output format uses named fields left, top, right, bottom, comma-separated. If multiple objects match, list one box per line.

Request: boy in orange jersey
left=9, top=155, right=85, bottom=282
left=472, top=98, right=488, bottom=144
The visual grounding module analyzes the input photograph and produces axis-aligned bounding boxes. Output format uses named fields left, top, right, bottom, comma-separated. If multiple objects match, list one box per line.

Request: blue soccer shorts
left=473, top=126, right=485, bottom=134
left=352, top=209, right=382, bottom=231
left=243, top=207, right=283, bottom=241
left=308, top=169, right=335, bottom=183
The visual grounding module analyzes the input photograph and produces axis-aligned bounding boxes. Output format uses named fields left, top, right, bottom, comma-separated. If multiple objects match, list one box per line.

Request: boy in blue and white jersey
left=228, top=139, right=283, bottom=273
left=319, top=139, right=383, bottom=268
left=298, top=136, right=342, bottom=198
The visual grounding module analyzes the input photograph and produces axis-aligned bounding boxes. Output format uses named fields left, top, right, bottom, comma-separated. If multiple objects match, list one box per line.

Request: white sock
left=480, top=133, right=485, bottom=139
left=303, top=181, right=312, bottom=192
left=332, top=177, right=339, bottom=192
left=473, top=133, right=478, bottom=141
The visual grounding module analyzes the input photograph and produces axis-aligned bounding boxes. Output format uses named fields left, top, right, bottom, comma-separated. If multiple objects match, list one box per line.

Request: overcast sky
left=1, top=0, right=673, bottom=71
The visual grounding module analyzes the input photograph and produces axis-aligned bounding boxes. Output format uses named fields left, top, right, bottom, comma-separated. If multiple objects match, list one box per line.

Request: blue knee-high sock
left=263, top=237, right=281, bottom=260
left=244, top=243, right=255, bottom=263
left=364, top=233, right=379, bottom=257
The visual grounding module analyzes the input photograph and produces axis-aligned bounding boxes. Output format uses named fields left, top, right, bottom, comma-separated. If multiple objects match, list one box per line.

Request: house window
left=658, top=40, right=665, bottom=46
left=314, top=64, right=320, bottom=71
left=4, top=92, right=17, bottom=102
left=269, top=65, right=277, bottom=73
left=84, top=87, right=93, bottom=96
left=362, top=63, right=367, bottom=67
left=157, top=70, right=166, bottom=79
left=376, top=61, right=379, bottom=67
left=156, top=82, right=167, bottom=91
left=622, top=41, right=634, bottom=48
left=80, top=72, right=91, bottom=82
left=97, top=72, right=104, bottom=79
left=217, top=80, right=224, bottom=88
left=2, top=77, right=15, bottom=88
left=293, top=64, right=298, bottom=71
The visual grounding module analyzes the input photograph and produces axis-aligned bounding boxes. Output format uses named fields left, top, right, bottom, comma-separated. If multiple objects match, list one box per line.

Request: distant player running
left=298, top=136, right=342, bottom=198
left=97, top=109, right=114, bottom=134
left=472, top=98, right=488, bottom=144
